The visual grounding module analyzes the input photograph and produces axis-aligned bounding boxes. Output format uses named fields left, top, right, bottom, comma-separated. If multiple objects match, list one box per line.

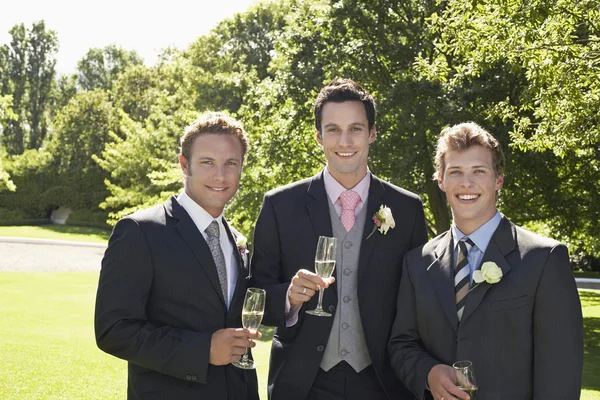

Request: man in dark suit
left=388, top=122, right=583, bottom=400
left=251, top=78, right=428, bottom=400
left=95, top=112, right=260, bottom=400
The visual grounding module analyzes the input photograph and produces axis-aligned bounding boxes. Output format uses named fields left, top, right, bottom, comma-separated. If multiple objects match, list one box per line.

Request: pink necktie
left=339, top=190, right=361, bottom=232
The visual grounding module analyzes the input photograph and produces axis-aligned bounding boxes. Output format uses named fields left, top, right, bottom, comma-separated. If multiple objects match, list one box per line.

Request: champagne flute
left=453, top=360, right=478, bottom=400
left=232, top=287, right=266, bottom=369
left=306, top=236, right=337, bottom=317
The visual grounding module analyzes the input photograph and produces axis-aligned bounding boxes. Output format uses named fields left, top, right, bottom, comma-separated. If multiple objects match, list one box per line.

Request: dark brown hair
left=314, top=78, right=376, bottom=132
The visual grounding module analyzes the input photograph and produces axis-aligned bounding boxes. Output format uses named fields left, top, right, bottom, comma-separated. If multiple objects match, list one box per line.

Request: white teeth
left=337, top=152, right=354, bottom=157
left=210, top=187, right=226, bottom=191
left=459, top=194, right=478, bottom=200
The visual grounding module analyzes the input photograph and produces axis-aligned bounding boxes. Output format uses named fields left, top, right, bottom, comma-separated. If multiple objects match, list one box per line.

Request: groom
left=388, top=122, right=583, bottom=399
left=251, top=78, right=428, bottom=400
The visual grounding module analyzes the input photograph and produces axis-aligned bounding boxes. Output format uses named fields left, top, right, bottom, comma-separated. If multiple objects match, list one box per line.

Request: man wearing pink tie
left=251, top=78, right=428, bottom=400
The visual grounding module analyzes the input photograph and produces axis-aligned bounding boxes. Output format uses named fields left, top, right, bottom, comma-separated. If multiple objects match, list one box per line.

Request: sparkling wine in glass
left=232, top=287, right=266, bottom=369
left=453, top=360, right=478, bottom=400
left=306, top=236, right=337, bottom=317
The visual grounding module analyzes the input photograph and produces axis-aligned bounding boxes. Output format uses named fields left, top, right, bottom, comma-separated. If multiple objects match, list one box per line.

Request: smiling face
left=438, top=145, right=504, bottom=234
left=316, top=100, right=376, bottom=188
left=179, top=133, right=243, bottom=217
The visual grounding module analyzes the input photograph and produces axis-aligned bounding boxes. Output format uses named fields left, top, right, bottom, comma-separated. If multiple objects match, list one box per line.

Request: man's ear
left=315, top=130, right=323, bottom=146
left=495, top=173, right=505, bottom=191
left=437, top=174, right=446, bottom=192
left=368, top=126, right=377, bottom=143
left=179, top=154, right=189, bottom=176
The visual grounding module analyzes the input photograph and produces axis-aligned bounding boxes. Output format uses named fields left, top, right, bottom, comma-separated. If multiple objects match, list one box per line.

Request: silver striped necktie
left=455, top=237, right=475, bottom=321
left=205, top=220, right=228, bottom=305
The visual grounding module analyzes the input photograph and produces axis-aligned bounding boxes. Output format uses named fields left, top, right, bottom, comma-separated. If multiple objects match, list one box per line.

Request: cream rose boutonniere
left=472, top=261, right=503, bottom=285
left=366, top=205, right=396, bottom=239
left=236, top=235, right=249, bottom=256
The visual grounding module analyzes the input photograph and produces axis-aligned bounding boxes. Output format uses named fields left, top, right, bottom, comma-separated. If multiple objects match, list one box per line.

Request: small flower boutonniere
left=366, top=205, right=396, bottom=240
left=236, top=235, right=249, bottom=256
left=471, top=261, right=503, bottom=289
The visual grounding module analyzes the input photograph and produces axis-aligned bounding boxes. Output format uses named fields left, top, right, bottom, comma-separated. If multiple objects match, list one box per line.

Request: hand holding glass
left=232, top=288, right=265, bottom=369
left=306, top=236, right=337, bottom=317
left=453, top=360, right=478, bottom=399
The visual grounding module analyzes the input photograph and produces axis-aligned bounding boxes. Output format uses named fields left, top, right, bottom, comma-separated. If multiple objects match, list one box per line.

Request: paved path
left=0, top=237, right=598, bottom=290
left=0, top=238, right=106, bottom=272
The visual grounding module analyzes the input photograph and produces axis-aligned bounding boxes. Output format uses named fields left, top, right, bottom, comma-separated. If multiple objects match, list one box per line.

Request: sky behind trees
left=0, top=0, right=259, bottom=74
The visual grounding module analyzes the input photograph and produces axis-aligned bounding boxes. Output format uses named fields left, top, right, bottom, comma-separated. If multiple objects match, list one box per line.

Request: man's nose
left=338, top=130, right=351, bottom=146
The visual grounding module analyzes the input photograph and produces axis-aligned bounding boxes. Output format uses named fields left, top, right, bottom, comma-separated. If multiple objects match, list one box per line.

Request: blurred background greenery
left=0, top=0, right=598, bottom=270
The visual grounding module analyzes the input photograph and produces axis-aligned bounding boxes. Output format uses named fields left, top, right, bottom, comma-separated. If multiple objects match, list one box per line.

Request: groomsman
left=95, top=112, right=259, bottom=400
left=388, top=122, right=583, bottom=399
left=251, top=78, right=428, bottom=400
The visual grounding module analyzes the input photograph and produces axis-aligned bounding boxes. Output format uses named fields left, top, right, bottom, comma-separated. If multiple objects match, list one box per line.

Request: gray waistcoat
left=320, top=196, right=372, bottom=372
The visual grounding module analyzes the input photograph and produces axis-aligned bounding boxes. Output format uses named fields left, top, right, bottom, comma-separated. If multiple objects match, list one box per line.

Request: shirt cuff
left=284, top=286, right=301, bottom=327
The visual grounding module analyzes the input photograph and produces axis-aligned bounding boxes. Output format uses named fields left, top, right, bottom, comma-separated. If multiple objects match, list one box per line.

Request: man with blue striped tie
left=388, top=122, right=583, bottom=400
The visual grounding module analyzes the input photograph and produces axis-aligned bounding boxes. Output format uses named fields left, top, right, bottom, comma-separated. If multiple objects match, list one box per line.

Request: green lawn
left=0, top=225, right=110, bottom=244
left=575, top=270, right=600, bottom=279
left=0, top=272, right=597, bottom=399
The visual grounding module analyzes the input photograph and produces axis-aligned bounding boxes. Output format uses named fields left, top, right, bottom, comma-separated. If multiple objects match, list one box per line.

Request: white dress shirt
left=178, top=191, right=238, bottom=308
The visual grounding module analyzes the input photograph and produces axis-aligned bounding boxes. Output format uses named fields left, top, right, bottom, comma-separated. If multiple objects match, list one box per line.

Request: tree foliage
left=415, top=0, right=600, bottom=253
left=77, top=44, right=143, bottom=91
left=0, top=21, right=58, bottom=154
left=0, top=1, right=598, bottom=258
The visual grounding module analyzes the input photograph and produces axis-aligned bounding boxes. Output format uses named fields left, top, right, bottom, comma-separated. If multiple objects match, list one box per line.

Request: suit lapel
left=306, top=171, right=336, bottom=303
left=427, top=231, right=459, bottom=331
left=357, top=175, right=385, bottom=282
left=460, top=217, right=515, bottom=324
left=222, top=219, right=248, bottom=310
left=306, top=171, right=334, bottom=239
left=167, top=196, right=226, bottom=307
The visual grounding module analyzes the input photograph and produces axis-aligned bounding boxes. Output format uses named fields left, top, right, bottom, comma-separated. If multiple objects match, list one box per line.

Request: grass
left=575, top=270, right=600, bottom=279
left=581, top=290, right=600, bottom=397
left=0, top=272, right=597, bottom=399
left=0, top=225, right=110, bottom=244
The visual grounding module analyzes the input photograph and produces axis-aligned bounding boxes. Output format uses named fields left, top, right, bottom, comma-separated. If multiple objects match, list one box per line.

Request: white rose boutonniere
left=472, top=261, right=503, bottom=286
left=366, top=205, right=396, bottom=240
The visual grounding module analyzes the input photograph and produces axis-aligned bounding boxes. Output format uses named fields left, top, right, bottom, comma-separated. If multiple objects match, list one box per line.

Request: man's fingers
left=446, top=385, right=470, bottom=400
left=295, top=275, right=322, bottom=290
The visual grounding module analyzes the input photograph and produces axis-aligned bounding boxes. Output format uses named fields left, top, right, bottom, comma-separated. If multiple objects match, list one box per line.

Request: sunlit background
left=0, top=0, right=260, bottom=74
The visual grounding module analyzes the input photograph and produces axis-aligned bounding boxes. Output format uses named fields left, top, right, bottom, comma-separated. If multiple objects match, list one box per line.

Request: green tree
left=0, top=23, right=27, bottom=154
left=0, top=94, right=17, bottom=191
left=77, top=44, right=143, bottom=91
left=42, top=89, right=124, bottom=215
left=0, top=21, right=58, bottom=154
left=415, top=0, right=600, bottom=254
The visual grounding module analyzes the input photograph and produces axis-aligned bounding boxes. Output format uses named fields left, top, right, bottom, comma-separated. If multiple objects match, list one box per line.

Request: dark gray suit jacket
left=95, top=196, right=258, bottom=400
left=251, top=171, right=428, bottom=400
left=388, top=216, right=583, bottom=399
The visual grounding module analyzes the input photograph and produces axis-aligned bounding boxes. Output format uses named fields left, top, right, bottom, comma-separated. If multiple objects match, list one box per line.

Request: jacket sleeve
left=249, top=194, right=290, bottom=328
left=94, top=218, right=212, bottom=383
left=388, top=254, right=440, bottom=400
left=532, top=244, right=583, bottom=398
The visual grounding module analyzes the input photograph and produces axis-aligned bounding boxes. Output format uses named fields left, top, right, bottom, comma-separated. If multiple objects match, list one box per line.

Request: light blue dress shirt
left=452, top=211, right=502, bottom=284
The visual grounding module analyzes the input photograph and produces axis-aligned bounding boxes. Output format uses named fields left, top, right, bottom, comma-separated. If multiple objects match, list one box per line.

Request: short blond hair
left=434, top=122, right=505, bottom=179
left=180, top=112, right=249, bottom=160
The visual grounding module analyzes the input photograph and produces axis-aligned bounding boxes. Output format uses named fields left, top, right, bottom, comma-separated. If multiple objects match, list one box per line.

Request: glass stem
left=316, top=287, right=324, bottom=311
left=241, top=347, right=249, bottom=361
